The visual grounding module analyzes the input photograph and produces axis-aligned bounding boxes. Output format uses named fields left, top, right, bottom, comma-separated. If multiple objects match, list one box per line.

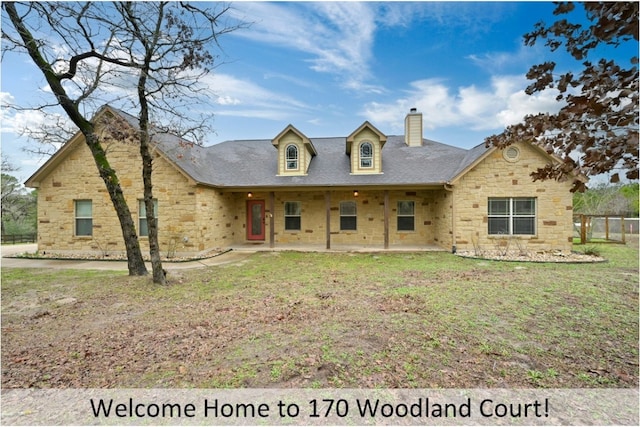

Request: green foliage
left=620, top=183, right=639, bottom=216
left=573, top=183, right=639, bottom=216
left=580, top=245, right=601, bottom=257
left=1, top=173, right=37, bottom=235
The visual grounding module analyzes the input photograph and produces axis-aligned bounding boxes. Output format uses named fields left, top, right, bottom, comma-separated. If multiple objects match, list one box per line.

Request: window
left=360, top=142, right=373, bottom=168
left=139, top=199, right=158, bottom=237
left=75, top=200, right=93, bottom=236
left=340, top=201, right=357, bottom=230
left=284, top=201, right=301, bottom=231
left=397, top=201, right=415, bottom=231
left=286, top=144, right=298, bottom=170
left=488, top=197, right=536, bottom=235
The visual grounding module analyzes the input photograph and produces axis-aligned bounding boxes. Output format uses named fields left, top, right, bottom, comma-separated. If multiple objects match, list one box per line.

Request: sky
left=1, top=1, right=638, bottom=183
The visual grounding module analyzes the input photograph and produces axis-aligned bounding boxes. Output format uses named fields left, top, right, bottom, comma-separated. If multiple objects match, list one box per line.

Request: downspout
left=444, top=182, right=456, bottom=253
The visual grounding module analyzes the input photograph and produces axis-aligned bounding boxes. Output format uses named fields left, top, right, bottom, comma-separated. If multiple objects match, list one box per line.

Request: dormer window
left=286, top=144, right=299, bottom=170
left=360, top=142, right=373, bottom=168
left=346, top=121, right=386, bottom=175
left=272, top=124, right=316, bottom=176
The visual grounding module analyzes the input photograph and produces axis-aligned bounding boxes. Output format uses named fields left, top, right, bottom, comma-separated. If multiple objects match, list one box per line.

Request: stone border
left=8, top=248, right=232, bottom=264
left=455, top=251, right=607, bottom=264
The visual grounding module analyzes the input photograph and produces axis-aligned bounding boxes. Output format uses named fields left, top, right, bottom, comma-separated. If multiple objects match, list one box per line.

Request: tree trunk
left=137, top=76, right=165, bottom=284
left=85, top=134, right=148, bottom=276
left=140, top=136, right=166, bottom=284
left=134, top=1, right=167, bottom=285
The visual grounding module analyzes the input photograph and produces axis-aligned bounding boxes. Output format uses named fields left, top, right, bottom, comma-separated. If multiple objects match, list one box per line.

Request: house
left=25, top=105, right=577, bottom=257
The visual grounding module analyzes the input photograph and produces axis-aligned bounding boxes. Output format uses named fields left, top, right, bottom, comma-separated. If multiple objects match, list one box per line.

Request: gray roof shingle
left=115, top=106, right=492, bottom=189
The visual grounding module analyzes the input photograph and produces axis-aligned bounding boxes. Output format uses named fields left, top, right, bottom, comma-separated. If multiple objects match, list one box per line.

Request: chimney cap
left=410, top=107, right=418, bottom=113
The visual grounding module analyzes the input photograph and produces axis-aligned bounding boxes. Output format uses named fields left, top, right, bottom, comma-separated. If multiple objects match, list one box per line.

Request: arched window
left=286, top=144, right=298, bottom=170
left=360, top=142, right=373, bottom=168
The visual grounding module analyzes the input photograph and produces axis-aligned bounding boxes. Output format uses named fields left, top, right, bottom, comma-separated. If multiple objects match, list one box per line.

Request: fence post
left=621, top=216, right=626, bottom=244
left=580, top=215, right=586, bottom=244
left=605, top=216, right=609, bottom=241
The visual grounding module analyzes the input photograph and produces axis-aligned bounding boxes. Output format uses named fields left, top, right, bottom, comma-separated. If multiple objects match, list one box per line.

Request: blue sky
left=1, top=1, right=637, bottom=182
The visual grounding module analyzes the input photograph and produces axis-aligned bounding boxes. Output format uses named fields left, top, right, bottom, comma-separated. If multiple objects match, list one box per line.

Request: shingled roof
left=27, top=105, right=494, bottom=189
left=157, top=135, right=485, bottom=188
left=141, top=116, right=493, bottom=189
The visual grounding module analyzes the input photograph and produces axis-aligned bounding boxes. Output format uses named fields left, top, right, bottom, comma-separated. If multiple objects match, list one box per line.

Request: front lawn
left=1, top=243, right=638, bottom=388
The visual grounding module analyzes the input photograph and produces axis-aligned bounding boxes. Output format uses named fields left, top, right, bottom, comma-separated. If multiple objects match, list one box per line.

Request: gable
left=449, top=141, right=585, bottom=186
left=346, top=121, right=387, bottom=175
left=25, top=105, right=198, bottom=188
left=272, top=125, right=317, bottom=176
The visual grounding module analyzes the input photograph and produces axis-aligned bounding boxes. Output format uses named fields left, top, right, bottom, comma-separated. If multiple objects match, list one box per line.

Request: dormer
left=272, top=125, right=317, bottom=176
left=346, top=121, right=387, bottom=175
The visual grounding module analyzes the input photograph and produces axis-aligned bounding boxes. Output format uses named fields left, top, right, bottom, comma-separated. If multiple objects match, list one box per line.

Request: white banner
left=1, top=388, right=638, bottom=425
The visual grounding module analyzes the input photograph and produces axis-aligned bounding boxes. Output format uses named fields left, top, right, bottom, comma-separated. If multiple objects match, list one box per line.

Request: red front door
left=247, top=200, right=265, bottom=240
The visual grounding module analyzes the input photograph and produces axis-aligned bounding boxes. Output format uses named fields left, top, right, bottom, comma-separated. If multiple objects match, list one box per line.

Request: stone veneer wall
left=451, top=142, right=574, bottom=253
left=265, top=189, right=441, bottom=248
left=195, top=189, right=241, bottom=252
left=35, top=137, right=202, bottom=257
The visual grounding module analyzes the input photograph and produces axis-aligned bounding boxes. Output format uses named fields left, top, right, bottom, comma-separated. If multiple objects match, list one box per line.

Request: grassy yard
left=1, top=243, right=638, bottom=389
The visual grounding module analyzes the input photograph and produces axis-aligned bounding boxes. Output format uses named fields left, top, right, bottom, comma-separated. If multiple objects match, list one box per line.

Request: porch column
left=444, top=184, right=456, bottom=253
left=325, top=190, right=331, bottom=249
left=383, top=190, right=389, bottom=249
left=269, top=191, right=275, bottom=248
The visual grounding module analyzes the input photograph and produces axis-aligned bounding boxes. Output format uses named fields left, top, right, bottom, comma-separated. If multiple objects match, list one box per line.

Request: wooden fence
left=1, top=233, right=37, bottom=244
left=574, top=215, right=639, bottom=244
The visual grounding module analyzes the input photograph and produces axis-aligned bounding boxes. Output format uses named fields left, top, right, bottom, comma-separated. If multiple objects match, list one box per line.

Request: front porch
left=226, top=187, right=452, bottom=252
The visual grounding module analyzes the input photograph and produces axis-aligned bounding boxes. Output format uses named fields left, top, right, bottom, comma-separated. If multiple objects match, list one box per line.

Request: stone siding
left=451, top=142, right=574, bottom=253
left=35, top=136, right=201, bottom=257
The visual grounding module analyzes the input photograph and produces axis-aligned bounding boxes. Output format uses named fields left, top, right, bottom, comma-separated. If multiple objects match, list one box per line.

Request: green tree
left=620, top=183, right=639, bottom=216
left=573, top=183, right=638, bottom=216
left=1, top=173, right=36, bottom=235
left=486, top=2, right=638, bottom=192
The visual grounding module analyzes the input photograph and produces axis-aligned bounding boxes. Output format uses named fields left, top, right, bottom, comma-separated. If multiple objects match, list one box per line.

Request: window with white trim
left=75, top=200, right=93, bottom=236
left=397, top=201, right=415, bottom=231
left=284, top=201, right=301, bottom=231
left=139, top=199, right=158, bottom=237
left=360, top=142, right=373, bottom=168
left=340, top=201, right=357, bottom=230
left=286, top=144, right=299, bottom=170
left=488, top=197, right=536, bottom=235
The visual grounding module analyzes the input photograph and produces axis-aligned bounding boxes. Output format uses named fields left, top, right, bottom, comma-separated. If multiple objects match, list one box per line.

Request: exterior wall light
left=353, top=190, right=359, bottom=197
left=247, top=192, right=253, bottom=198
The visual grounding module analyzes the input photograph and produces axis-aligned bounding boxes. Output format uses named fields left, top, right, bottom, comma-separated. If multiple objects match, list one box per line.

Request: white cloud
left=1, top=93, right=53, bottom=134
left=202, top=73, right=309, bottom=120
left=230, top=2, right=382, bottom=92
left=361, top=76, right=563, bottom=134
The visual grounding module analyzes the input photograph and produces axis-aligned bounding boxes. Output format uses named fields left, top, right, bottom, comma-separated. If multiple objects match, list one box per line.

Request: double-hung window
left=284, top=201, right=301, bottom=231
left=488, top=197, right=536, bottom=235
left=340, top=201, right=357, bottom=231
left=397, top=201, right=415, bottom=231
left=139, top=199, right=158, bottom=237
left=75, top=200, right=93, bottom=236
left=286, top=144, right=298, bottom=170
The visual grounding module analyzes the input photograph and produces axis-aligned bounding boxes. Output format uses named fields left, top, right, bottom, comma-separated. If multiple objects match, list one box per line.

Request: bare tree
left=486, top=2, right=638, bottom=192
left=112, top=1, right=239, bottom=284
left=2, top=2, right=242, bottom=283
left=3, top=2, right=148, bottom=276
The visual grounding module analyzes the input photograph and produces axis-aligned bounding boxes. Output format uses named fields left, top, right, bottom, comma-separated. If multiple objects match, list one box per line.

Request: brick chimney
left=404, top=108, right=423, bottom=147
